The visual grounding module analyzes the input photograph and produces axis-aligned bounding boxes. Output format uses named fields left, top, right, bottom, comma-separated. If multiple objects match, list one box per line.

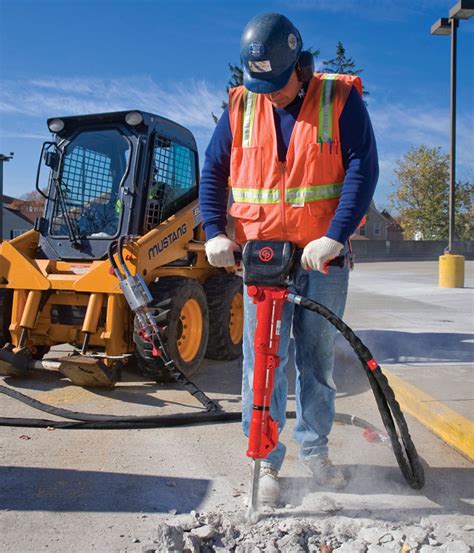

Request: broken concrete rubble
left=149, top=510, right=474, bottom=552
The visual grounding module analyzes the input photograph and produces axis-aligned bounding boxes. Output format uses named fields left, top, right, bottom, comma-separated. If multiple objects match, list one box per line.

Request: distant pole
left=448, top=18, right=458, bottom=252
left=431, top=1, right=474, bottom=287
left=0, top=153, right=15, bottom=242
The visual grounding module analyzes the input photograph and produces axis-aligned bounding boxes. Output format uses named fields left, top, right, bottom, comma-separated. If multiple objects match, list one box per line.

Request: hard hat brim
left=243, top=65, right=294, bottom=94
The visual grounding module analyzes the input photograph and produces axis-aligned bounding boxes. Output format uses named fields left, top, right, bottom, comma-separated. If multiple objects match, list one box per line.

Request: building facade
left=1, top=195, right=34, bottom=241
left=352, top=202, right=404, bottom=241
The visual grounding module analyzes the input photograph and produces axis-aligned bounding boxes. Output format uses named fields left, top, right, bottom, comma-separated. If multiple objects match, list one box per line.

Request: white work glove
left=205, top=234, right=240, bottom=267
left=301, top=236, right=344, bottom=273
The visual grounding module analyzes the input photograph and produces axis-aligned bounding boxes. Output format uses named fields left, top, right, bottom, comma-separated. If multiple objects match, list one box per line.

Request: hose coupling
left=287, top=293, right=302, bottom=305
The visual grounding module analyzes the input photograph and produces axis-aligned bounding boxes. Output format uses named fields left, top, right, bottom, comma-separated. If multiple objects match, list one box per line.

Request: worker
left=199, top=12, right=379, bottom=506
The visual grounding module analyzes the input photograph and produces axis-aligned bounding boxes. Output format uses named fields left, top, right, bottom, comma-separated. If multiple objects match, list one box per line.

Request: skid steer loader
left=0, top=110, right=243, bottom=388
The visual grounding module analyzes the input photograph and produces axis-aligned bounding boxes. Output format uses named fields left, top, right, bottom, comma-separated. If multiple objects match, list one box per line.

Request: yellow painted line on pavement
left=384, top=369, right=474, bottom=461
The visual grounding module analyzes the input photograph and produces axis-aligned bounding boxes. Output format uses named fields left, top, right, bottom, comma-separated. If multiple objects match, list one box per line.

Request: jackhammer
left=240, top=240, right=424, bottom=522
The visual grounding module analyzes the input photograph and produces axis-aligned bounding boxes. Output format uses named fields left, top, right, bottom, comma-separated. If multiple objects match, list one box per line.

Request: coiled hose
left=289, top=292, right=425, bottom=490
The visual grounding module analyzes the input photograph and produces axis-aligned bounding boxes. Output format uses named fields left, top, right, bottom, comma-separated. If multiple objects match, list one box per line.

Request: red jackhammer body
left=245, top=285, right=289, bottom=521
left=246, top=285, right=289, bottom=459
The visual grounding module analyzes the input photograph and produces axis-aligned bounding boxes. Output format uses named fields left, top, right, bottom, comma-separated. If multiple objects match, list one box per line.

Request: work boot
left=302, top=456, right=347, bottom=489
left=258, top=463, right=280, bottom=506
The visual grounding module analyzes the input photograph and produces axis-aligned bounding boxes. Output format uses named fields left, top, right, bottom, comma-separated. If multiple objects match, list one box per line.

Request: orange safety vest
left=228, top=72, right=363, bottom=248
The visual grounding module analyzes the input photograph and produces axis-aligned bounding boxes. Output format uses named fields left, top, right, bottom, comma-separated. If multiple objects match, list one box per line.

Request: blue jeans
left=241, top=263, right=349, bottom=471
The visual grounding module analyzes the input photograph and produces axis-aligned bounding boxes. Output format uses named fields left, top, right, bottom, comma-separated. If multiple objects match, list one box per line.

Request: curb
left=384, top=369, right=474, bottom=461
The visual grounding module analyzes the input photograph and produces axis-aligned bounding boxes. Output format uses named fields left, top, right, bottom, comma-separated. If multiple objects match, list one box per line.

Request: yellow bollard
left=439, top=254, right=465, bottom=288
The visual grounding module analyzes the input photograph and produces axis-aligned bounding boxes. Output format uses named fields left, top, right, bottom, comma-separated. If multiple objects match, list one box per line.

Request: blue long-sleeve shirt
left=199, top=85, right=379, bottom=244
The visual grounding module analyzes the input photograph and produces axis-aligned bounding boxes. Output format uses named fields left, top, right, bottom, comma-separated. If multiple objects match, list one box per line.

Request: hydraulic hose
left=288, top=292, right=425, bottom=490
left=0, top=384, right=385, bottom=437
left=117, top=234, right=132, bottom=279
left=108, top=236, right=219, bottom=412
left=107, top=240, right=124, bottom=281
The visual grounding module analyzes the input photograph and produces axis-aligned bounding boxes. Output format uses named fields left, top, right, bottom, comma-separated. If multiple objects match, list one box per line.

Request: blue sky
left=0, top=0, right=473, bottom=209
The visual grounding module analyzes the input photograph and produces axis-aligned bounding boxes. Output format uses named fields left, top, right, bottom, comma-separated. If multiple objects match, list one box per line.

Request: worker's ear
left=295, top=51, right=314, bottom=82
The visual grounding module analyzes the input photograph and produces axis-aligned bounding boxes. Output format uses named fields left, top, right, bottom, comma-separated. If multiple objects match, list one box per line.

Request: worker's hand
left=301, top=237, right=344, bottom=273
left=205, top=234, right=240, bottom=267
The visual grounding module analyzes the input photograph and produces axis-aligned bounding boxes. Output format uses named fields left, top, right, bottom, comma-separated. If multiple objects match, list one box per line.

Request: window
left=359, top=224, right=366, bottom=236
left=11, top=229, right=29, bottom=239
left=50, top=128, right=130, bottom=238
left=144, top=137, right=197, bottom=232
left=373, top=222, right=381, bottom=236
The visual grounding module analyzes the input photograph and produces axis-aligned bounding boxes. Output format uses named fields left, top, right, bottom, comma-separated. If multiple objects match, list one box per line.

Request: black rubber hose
left=117, top=234, right=132, bottom=278
left=151, top=332, right=220, bottom=413
left=293, top=294, right=425, bottom=490
left=107, top=240, right=124, bottom=281
left=0, top=385, right=385, bottom=436
left=112, top=237, right=218, bottom=412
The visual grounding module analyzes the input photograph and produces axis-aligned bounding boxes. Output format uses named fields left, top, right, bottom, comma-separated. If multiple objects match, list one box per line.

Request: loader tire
left=204, top=273, right=243, bottom=360
left=0, top=289, right=13, bottom=348
left=134, top=277, right=209, bottom=382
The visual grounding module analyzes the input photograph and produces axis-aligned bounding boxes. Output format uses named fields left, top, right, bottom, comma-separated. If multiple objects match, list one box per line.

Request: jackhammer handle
left=294, top=249, right=347, bottom=269
left=236, top=244, right=347, bottom=273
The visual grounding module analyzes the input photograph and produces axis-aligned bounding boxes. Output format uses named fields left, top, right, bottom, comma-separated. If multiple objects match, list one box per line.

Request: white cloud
left=0, top=76, right=224, bottom=132
left=0, top=132, right=48, bottom=140
left=370, top=101, right=474, bottom=169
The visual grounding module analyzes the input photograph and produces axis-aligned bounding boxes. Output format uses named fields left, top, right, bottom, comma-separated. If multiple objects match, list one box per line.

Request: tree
left=390, top=145, right=473, bottom=241
left=322, top=41, right=369, bottom=98
left=323, top=41, right=361, bottom=75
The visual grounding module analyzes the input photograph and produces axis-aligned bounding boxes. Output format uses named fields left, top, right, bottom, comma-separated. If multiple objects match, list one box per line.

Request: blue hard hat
left=240, top=12, right=303, bottom=94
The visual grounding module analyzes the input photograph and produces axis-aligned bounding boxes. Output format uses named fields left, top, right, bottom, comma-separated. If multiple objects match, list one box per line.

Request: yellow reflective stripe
left=285, top=183, right=343, bottom=203
left=232, top=187, right=280, bottom=203
left=318, top=74, right=337, bottom=143
left=242, top=91, right=257, bottom=148
left=232, top=184, right=342, bottom=204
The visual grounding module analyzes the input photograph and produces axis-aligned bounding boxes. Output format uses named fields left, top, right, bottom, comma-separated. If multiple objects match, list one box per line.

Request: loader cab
left=36, top=110, right=199, bottom=261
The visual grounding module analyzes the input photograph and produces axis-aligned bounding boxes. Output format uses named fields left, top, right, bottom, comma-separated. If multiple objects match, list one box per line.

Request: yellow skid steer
left=0, top=111, right=243, bottom=388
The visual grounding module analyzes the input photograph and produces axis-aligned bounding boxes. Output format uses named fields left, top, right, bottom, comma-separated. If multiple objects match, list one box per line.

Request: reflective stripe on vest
left=318, top=74, right=338, bottom=143
left=232, top=187, right=280, bottom=204
left=232, top=182, right=343, bottom=204
left=242, top=91, right=257, bottom=148
left=285, top=182, right=343, bottom=203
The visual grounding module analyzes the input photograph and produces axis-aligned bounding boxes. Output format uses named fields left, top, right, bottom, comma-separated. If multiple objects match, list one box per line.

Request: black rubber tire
left=0, top=289, right=13, bottom=348
left=133, top=277, right=209, bottom=382
left=204, top=273, right=243, bottom=360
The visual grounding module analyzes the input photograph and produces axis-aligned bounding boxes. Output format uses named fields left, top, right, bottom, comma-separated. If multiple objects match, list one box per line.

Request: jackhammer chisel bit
left=246, top=459, right=261, bottom=524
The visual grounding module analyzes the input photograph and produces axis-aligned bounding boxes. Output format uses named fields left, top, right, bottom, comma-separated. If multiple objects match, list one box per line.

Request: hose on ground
left=0, top=385, right=384, bottom=439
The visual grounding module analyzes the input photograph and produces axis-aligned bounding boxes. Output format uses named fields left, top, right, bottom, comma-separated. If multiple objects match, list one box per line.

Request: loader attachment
left=58, top=354, right=118, bottom=388
left=0, top=344, right=32, bottom=377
